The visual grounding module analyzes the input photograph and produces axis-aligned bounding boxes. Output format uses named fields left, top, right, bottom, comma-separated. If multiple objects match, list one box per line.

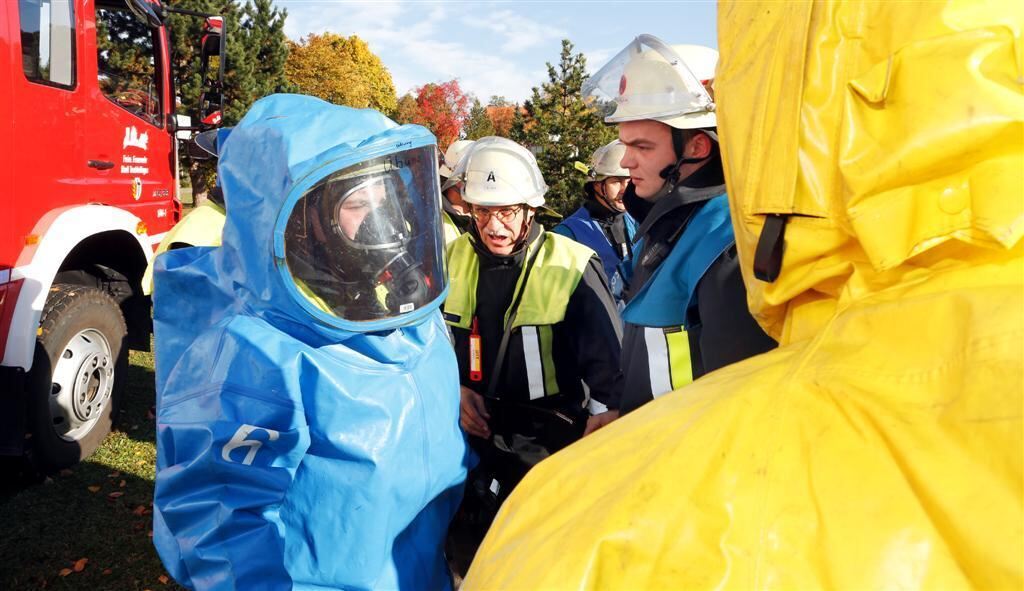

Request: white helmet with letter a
left=584, top=34, right=718, bottom=130
left=450, top=136, right=548, bottom=208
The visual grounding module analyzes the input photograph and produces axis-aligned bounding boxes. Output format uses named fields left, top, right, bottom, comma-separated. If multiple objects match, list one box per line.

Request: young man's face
left=618, top=120, right=678, bottom=199
left=471, top=204, right=531, bottom=256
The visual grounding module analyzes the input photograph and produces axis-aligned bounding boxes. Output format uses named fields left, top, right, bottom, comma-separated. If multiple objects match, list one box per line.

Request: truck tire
left=26, top=284, right=128, bottom=471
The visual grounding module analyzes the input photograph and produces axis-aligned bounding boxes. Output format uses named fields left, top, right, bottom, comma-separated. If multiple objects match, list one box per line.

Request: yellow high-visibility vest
left=143, top=200, right=226, bottom=295
left=444, top=229, right=595, bottom=398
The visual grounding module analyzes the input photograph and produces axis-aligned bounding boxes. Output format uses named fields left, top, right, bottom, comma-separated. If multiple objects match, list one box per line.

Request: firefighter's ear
left=686, top=132, right=713, bottom=160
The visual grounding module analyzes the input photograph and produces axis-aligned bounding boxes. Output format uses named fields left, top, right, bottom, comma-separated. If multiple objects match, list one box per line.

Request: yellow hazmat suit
left=462, top=1, right=1023, bottom=588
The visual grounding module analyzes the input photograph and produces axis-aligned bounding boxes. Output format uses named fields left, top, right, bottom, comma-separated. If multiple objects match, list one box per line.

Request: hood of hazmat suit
left=152, top=94, right=468, bottom=591
left=463, top=1, right=1023, bottom=589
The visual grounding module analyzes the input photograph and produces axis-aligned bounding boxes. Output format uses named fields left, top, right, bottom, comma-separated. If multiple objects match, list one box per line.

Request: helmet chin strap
left=593, top=182, right=618, bottom=213
left=512, top=211, right=535, bottom=252
left=654, top=128, right=712, bottom=196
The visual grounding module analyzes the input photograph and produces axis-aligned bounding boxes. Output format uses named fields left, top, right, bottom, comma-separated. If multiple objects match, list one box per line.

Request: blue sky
left=273, top=1, right=717, bottom=103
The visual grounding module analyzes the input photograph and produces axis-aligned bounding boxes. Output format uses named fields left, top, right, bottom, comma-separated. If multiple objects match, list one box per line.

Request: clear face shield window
left=582, top=34, right=715, bottom=122
left=282, top=145, right=446, bottom=324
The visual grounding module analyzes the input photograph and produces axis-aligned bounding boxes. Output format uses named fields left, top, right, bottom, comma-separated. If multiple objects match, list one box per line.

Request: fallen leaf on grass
left=58, top=568, right=72, bottom=577
left=73, top=558, right=88, bottom=572
left=88, top=486, right=101, bottom=493
left=107, top=491, right=124, bottom=499
left=102, top=569, right=112, bottom=575
left=119, top=479, right=126, bottom=488
left=158, top=575, right=169, bottom=584
left=132, top=505, right=147, bottom=516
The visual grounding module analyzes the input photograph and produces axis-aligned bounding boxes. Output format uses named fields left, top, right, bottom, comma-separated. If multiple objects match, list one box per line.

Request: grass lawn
left=0, top=348, right=184, bottom=590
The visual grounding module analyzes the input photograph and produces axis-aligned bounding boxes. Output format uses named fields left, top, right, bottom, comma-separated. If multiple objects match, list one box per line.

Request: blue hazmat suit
left=152, top=94, right=468, bottom=591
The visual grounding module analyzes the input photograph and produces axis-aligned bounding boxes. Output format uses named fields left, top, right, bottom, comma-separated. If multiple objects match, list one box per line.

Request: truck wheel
left=27, top=284, right=128, bottom=471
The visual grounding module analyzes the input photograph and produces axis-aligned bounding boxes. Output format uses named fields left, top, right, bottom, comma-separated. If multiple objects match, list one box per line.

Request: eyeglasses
left=470, top=205, right=524, bottom=224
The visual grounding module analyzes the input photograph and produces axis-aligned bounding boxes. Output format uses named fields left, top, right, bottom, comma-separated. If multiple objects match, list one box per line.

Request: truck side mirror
left=197, top=16, right=225, bottom=128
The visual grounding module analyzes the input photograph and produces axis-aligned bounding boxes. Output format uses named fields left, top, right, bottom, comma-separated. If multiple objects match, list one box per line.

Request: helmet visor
left=282, top=146, right=446, bottom=323
left=582, top=34, right=713, bottom=122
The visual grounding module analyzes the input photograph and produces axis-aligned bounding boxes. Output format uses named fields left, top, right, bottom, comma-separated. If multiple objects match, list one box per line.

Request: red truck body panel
left=1, top=0, right=181, bottom=370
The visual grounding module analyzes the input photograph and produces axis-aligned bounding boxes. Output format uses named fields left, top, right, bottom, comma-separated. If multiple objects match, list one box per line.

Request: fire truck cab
left=0, top=0, right=222, bottom=469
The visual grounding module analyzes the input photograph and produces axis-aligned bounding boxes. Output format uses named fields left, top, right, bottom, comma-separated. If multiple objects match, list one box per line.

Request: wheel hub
left=49, top=329, right=114, bottom=442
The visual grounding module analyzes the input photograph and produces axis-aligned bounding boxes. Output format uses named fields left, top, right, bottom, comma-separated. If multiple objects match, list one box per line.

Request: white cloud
left=280, top=1, right=404, bottom=41
left=460, top=9, right=567, bottom=54
left=277, top=0, right=543, bottom=102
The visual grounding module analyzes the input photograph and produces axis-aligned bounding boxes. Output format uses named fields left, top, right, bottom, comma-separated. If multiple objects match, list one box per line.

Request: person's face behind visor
left=282, top=145, right=445, bottom=325
left=336, top=178, right=389, bottom=241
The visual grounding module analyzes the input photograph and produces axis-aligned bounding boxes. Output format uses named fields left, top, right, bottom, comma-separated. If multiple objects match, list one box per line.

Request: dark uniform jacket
left=448, top=225, right=624, bottom=428
left=619, top=159, right=776, bottom=414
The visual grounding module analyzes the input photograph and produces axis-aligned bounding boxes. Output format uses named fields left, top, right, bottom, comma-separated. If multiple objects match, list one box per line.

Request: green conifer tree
left=517, top=40, right=617, bottom=216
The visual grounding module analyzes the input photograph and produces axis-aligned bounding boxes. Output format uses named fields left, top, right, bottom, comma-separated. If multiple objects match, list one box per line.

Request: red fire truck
left=0, top=0, right=223, bottom=469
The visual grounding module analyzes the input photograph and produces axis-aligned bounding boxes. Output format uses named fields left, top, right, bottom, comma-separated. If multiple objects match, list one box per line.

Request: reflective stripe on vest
left=522, top=326, right=544, bottom=399
left=645, top=326, right=693, bottom=398
left=444, top=230, right=594, bottom=397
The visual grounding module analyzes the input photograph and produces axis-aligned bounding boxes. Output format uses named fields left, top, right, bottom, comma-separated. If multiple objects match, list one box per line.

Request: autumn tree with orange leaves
left=396, top=80, right=471, bottom=150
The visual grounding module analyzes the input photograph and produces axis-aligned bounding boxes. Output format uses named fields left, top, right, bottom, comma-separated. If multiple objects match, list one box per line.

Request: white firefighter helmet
left=584, top=35, right=717, bottom=130
left=451, top=136, right=547, bottom=208
left=584, top=140, right=629, bottom=181
left=439, top=139, right=476, bottom=179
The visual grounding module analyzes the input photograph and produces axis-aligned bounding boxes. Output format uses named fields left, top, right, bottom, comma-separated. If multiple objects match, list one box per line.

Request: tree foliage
left=487, top=104, right=517, bottom=138
left=225, top=0, right=294, bottom=123
left=165, top=0, right=292, bottom=202
left=463, top=98, right=495, bottom=140
left=515, top=40, right=617, bottom=215
left=393, top=93, right=419, bottom=125
left=464, top=96, right=517, bottom=140
left=408, top=80, right=471, bottom=150
left=285, top=33, right=397, bottom=114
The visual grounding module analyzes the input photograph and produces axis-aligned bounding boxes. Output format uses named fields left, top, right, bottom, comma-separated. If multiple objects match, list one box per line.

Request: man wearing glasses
left=441, top=137, right=624, bottom=572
